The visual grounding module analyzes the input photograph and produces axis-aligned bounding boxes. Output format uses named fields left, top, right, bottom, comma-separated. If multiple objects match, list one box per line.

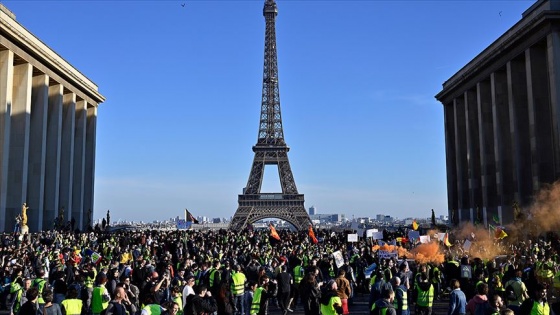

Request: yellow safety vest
left=61, top=299, right=83, bottom=315
left=293, top=266, right=304, bottom=284
left=416, top=284, right=434, bottom=307
left=231, top=272, right=246, bottom=296
left=320, top=295, right=342, bottom=315
left=250, top=287, right=264, bottom=315
left=394, top=287, right=408, bottom=311
left=91, top=286, right=109, bottom=313
left=529, top=301, right=550, bottom=315
left=142, top=304, right=162, bottom=315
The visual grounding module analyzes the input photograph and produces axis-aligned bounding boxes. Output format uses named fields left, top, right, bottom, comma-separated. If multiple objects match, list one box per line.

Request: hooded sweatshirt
left=466, top=294, right=489, bottom=315
left=371, top=299, right=396, bottom=315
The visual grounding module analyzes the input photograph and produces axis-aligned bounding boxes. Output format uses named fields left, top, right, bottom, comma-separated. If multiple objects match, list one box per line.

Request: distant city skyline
left=2, top=1, right=533, bottom=222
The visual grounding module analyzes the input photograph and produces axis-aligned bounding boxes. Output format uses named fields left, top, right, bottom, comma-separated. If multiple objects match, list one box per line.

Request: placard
left=347, top=234, right=358, bottom=242
left=332, top=250, right=344, bottom=268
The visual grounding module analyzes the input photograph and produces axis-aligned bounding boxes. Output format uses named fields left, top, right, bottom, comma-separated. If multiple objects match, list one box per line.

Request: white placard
left=347, top=234, right=358, bottom=242
left=419, top=235, right=430, bottom=244
left=333, top=250, right=344, bottom=268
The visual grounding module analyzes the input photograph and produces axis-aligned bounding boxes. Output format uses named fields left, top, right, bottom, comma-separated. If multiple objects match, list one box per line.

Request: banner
left=332, top=250, right=345, bottom=268
left=378, top=250, right=398, bottom=259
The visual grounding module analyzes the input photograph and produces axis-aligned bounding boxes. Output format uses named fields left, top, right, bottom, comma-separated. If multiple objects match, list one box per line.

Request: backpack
left=505, top=281, right=517, bottom=301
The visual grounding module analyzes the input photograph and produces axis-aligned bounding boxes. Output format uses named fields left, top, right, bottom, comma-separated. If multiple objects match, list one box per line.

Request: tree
left=431, top=209, right=436, bottom=226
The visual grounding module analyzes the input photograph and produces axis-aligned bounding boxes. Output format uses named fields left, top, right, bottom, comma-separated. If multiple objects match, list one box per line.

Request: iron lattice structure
left=230, top=0, right=311, bottom=231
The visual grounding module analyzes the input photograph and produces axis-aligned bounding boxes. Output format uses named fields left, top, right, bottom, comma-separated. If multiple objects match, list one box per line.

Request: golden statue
left=21, top=203, right=28, bottom=226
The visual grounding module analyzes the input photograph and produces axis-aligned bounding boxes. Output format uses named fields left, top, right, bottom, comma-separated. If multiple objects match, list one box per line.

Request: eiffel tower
left=230, top=0, right=311, bottom=231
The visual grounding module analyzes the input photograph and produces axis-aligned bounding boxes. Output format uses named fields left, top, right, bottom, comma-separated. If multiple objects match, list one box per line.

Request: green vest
left=293, top=266, right=304, bottom=284
left=394, top=287, right=408, bottom=311
left=61, top=298, right=83, bottom=315
left=251, top=287, right=264, bottom=314
left=91, top=286, right=109, bottom=313
left=231, top=272, right=246, bottom=296
left=416, top=284, right=434, bottom=307
left=142, top=304, right=162, bottom=315
left=32, top=278, right=46, bottom=304
left=529, top=301, right=550, bottom=315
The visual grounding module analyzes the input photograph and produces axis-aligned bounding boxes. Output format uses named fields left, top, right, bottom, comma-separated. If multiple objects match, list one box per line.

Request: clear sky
left=3, top=0, right=533, bottom=223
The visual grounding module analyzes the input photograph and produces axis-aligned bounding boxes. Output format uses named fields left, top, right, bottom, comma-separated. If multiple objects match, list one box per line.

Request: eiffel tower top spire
left=257, top=0, right=285, bottom=148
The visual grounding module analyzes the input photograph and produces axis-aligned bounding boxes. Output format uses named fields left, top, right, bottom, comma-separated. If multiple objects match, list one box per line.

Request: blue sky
left=3, top=0, right=533, bottom=223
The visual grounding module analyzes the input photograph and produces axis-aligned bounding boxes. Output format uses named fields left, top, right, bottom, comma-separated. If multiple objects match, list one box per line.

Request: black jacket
left=184, top=294, right=217, bottom=315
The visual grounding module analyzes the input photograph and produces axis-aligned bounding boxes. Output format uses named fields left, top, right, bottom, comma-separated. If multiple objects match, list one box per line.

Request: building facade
left=0, top=5, right=105, bottom=232
left=436, top=0, right=560, bottom=226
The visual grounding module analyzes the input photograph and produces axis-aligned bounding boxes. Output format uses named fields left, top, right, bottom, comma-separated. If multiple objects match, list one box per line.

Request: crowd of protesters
left=1, top=223, right=560, bottom=315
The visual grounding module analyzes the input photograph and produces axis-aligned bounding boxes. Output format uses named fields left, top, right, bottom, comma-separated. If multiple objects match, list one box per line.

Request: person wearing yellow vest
left=10, top=277, right=30, bottom=315
left=84, top=263, right=97, bottom=310
left=231, top=265, right=247, bottom=315
left=91, top=273, right=110, bottom=315
left=391, top=277, right=408, bottom=315
left=413, top=273, right=433, bottom=315
left=250, top=275, right=277, bottom=315
left=60, top=287, right=83, bottom=315
left=32, top=269, right=48, bottom=308
left=184, top=284, right=217, bottom=315
left=291, top=261, right=304, bottom=310
left=520, top=284, right=550, bottom=315
left=319, top=280, right=342, bottom=315
left=371, top=288, right=396, bottom=315
left=171, top=286, right=183, bottom=315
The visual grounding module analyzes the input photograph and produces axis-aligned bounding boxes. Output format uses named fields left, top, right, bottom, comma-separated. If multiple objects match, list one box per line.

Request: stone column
left=454, top=97, right=468, bottom=221
left=444, top=104, right=457, bottom=224
left=44, top=84, right=63, bottom=229
left=547, top=31, right=560, bottom=179
left=465, top=88, right=482, bottom=222
left=83, top=105, right=97, bottom=230
left=526, top=42, right=554, bottom=191
left=28, top=74, right=49, bottom=231
left=7, top=63, right=32, bottom=230
left=72, top=100, right=86, bottom=229
left=492, top=68, right=514, bottom=223
left=477, top=79, right=496, bottom=225
left=507, top=57, right=531, bottom=205
left=59, top=93, right=75, bottom=224
left=0, top=50, right=13, bottom=232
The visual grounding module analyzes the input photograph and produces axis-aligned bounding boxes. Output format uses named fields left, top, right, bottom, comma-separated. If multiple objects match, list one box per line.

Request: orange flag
left=412, top=220, right=419, bottom=231
left=308, top=225, right=318, bottom=244
left=269, top=223, right=280, bottom=241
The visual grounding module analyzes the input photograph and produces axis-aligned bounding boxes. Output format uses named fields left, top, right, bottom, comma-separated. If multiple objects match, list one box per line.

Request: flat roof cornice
left=436, top=0, right=559, bottom=104
left=0, top=7, right=105, bottom=104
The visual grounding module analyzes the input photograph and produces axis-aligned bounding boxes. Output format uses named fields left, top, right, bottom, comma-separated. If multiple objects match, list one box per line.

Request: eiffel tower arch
left=230, top=0, right=311, bottom=231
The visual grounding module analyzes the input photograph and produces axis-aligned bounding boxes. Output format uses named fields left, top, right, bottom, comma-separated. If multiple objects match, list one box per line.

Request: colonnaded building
left=436, top=0, right=560, bottom=226
left=0, top=5, right=105, bottom=232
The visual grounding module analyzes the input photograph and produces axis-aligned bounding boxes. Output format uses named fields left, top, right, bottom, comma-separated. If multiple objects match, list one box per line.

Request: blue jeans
left=234, top=294, right=244, bottom=315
